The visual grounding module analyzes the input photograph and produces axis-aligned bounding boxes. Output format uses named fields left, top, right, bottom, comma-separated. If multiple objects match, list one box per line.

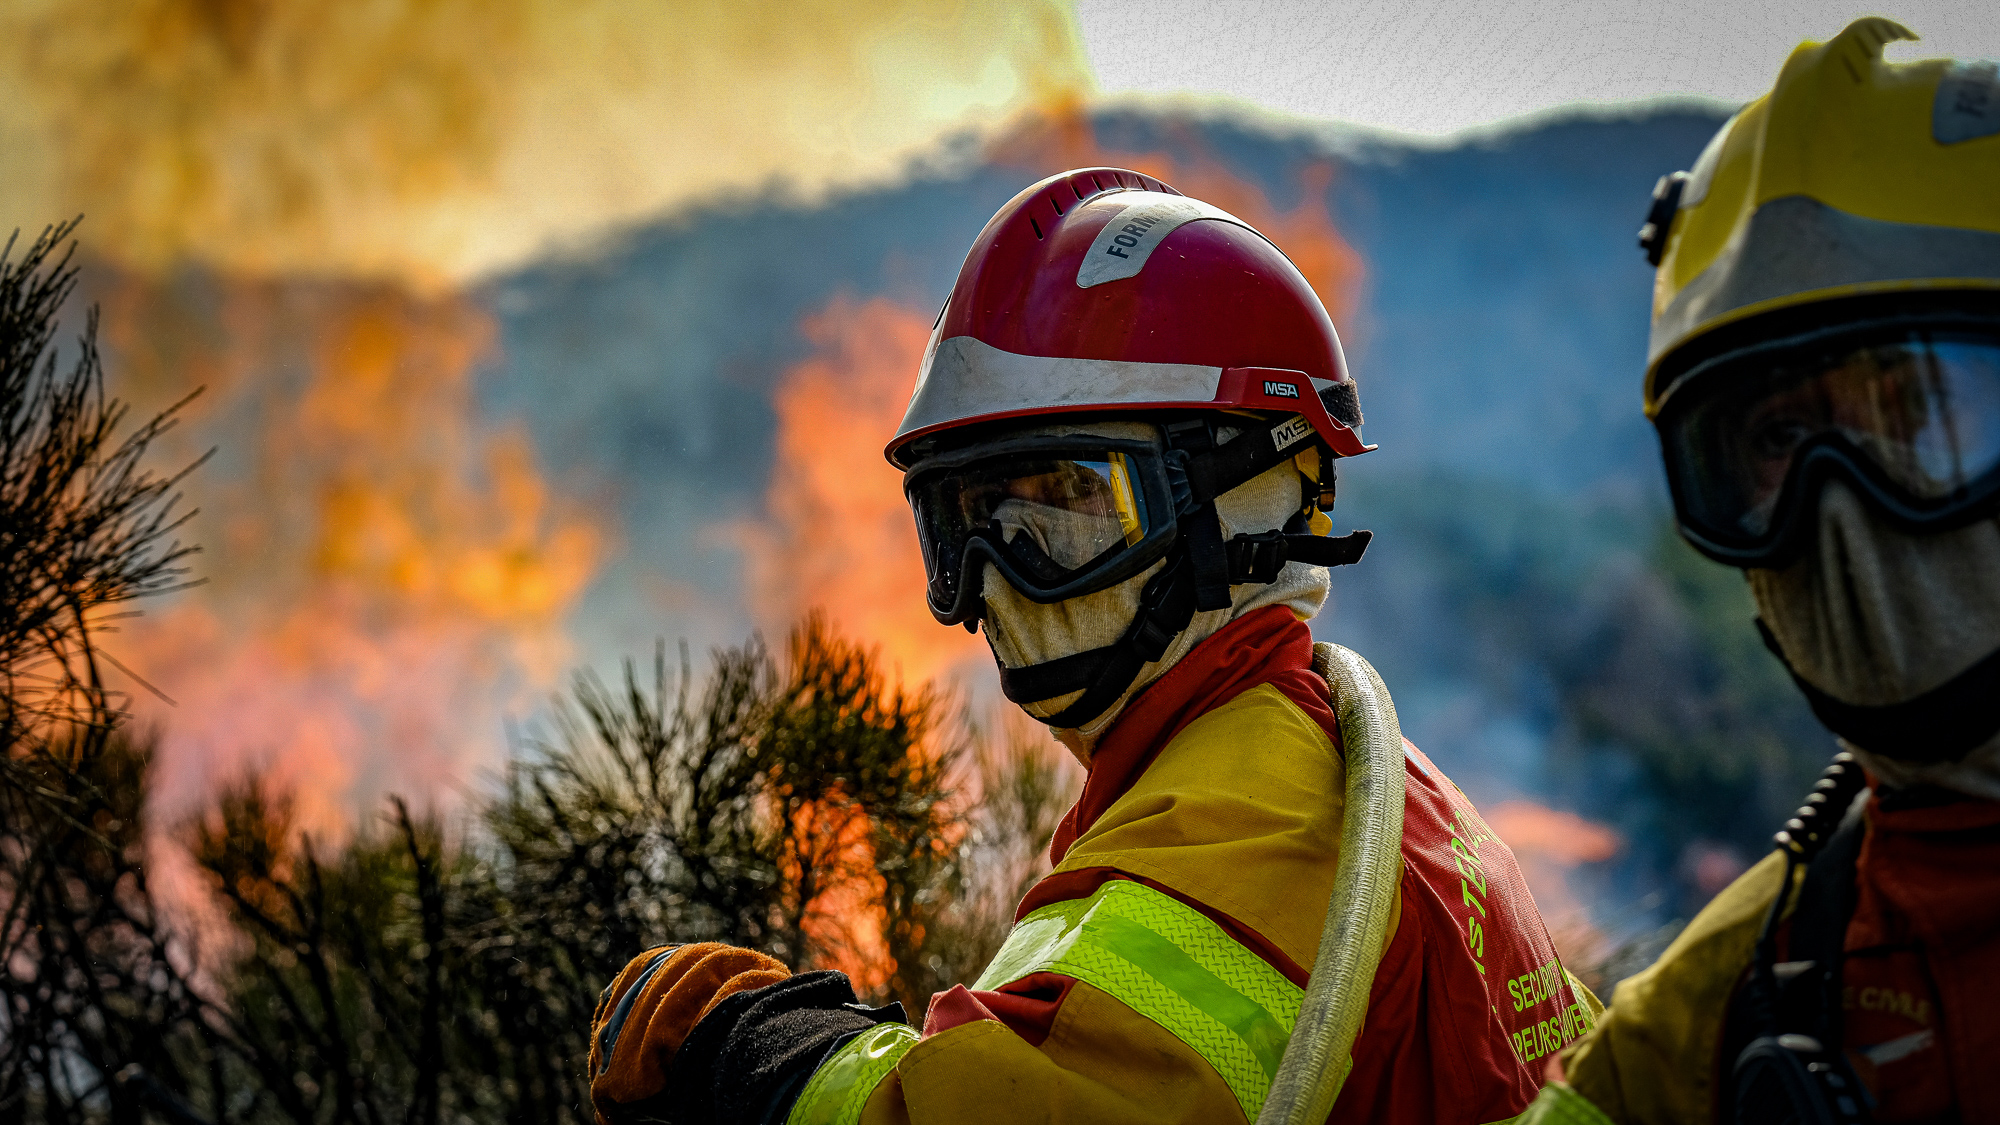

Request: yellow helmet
left=1639, top=18, right=2000, bottom=567
left=1644, top=17, right=2000, bottom=408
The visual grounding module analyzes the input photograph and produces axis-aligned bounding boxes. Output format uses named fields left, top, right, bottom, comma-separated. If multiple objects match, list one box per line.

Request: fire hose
left=1255, top=642, right=1407, bottom=1125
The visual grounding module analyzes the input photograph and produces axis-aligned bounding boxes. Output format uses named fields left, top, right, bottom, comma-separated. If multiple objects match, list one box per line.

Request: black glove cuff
left=662, top=970, right=907, bottom=1125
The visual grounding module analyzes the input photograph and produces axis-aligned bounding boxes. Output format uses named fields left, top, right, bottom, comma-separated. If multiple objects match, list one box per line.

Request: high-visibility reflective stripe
left=973, top=879, right=1303, bottom=1122
left=1513, top=1082, right=1617, bottom=1125
left=786, top=1022, right=918, bottom=1125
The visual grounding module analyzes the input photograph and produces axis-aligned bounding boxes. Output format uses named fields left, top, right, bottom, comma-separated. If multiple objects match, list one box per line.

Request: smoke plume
left=0, top=0, right=1091, bottom=283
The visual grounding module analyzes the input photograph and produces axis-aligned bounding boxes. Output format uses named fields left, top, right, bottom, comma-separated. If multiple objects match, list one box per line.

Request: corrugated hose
left=1254, top=642, right=1406, bottom=1125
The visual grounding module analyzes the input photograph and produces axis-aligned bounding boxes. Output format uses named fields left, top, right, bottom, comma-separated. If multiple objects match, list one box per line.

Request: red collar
left=1870, top=787, right=2000, bottom=834
left=1049, top=605, right=1338, bottom=862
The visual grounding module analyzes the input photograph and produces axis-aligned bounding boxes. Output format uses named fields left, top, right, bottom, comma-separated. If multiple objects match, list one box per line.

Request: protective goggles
left=1656, top=319, right=2000, bottom=568
left=903, top=433, right=1182, bottom=625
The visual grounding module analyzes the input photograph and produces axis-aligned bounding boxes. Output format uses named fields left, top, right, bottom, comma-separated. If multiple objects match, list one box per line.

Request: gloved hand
left=589, top=942, right=791, bottom=1125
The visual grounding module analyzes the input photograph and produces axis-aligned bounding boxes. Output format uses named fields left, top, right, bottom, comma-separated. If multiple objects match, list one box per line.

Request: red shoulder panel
left=1334, top=745, right=1594, bottom=1122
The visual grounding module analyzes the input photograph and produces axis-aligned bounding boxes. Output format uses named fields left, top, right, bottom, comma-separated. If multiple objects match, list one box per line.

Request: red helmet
left=891, top=169, right=1373, bottom=727
left=885, top=166, right=1370, bottom=469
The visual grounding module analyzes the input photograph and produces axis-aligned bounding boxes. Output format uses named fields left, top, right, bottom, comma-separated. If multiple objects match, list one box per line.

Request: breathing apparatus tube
left=1255, top=642, right=1406, bottom=1125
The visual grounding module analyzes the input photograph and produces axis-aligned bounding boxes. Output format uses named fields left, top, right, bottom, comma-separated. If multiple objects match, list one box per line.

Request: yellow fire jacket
left=1515, top=852, right=1789, bottom=1125
left=781, top=608, right=1596, bottom=1125
left=1522, top=786, right=2000, bottom=1124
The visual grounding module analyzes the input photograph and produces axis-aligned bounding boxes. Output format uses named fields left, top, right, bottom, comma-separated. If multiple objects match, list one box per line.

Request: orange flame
left=785, top=800, right=895, bottom=997
left=107, top=278, right=601, bottom=836
left=1487, top=800, right=1623, bottom=867
left=1487, top=800, right=1624, bottom=968
left=729, top=295, right=987, bottom=690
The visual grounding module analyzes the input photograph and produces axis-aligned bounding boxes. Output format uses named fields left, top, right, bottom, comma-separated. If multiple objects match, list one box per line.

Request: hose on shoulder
left=1254, top=642, right=1406, bottom=1125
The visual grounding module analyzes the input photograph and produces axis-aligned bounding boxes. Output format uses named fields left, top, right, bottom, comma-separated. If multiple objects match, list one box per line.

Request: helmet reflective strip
left=1648, top=196, right=2000, bottom=371
left=895, top=334, right=1222, bottom=446
left=1076, top=192, right=1255, bottom=289
left=972, top=879, right=1303, bottom=1122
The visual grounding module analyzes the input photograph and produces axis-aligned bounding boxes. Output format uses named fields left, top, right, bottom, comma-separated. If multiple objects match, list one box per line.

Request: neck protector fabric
left=1044, top=604, right=1328, bottom=862
left=1750, top=480, right=2000, bottom=779
left=981, top=432, right=1328, bottom=752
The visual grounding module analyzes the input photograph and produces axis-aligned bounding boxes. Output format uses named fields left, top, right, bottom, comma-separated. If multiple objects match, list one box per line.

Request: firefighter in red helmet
left=587, top=168, right=1596, bottom=1125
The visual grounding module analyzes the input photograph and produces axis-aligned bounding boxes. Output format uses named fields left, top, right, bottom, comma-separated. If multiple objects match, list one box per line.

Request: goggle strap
left=1167, top=417, right=1320, bottom=611
left=1185, top=502, right=1232, bottom=611
left=1756, top=618, right=2000, bottom=763
left=1171, top=418, right=1308, bottom=508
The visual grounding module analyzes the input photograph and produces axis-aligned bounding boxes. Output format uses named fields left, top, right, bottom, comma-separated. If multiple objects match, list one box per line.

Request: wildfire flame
left=1487, top=799, right=1624, bottom=968
left=109, top=278, right=600, bottom=835
left=732, top=296, right=987, bottom=691
left=1487, top=800, right=1623, bottom=866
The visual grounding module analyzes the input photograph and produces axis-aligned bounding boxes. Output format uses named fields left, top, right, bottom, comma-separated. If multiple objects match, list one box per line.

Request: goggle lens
left=909, top=450, right=1155, bottom=616
left=1662, top=331, right=2000, bottom=556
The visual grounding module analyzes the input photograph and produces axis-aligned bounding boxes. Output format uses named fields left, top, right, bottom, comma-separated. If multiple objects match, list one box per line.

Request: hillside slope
left=473, top=103, right=1824, bottom=926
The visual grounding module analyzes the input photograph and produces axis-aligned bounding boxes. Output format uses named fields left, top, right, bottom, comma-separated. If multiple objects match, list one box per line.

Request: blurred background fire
left=5, top=1, right=1996, bottom=1119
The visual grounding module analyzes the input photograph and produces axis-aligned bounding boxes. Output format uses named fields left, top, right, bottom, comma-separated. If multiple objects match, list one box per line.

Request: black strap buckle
left=1129, top=559, right=1189, bottom=661
left=1224, top=530, right=1372, bottom=584
left=1228, top=531, right=1292, bottom=585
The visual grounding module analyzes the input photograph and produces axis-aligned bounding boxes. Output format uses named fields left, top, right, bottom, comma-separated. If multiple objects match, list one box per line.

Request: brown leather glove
left=589, top=942, right=791, bottom=1125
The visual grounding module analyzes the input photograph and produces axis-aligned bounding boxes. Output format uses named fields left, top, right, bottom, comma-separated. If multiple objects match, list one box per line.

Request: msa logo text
left=1270, top=416, right=1313, bottom=452
left=1262, top=380, right=1300, bottom=399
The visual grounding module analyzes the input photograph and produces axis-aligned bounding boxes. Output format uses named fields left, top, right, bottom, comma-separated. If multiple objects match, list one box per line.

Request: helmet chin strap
left=993, top=419, right=1372, bottom=730
left=998, top=550, right=1202, bottom=730
left=1757, top=618, right=2000, bottom=763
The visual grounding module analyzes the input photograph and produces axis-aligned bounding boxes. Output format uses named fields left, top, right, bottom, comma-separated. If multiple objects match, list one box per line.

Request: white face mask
left=1749, top=479, right=2000, bottom=793
left=980, top=429, right=1330, bottom=754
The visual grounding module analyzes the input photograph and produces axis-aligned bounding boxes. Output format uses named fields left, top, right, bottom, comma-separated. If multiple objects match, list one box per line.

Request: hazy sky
left=1074, top=0, right=2000, bottom=136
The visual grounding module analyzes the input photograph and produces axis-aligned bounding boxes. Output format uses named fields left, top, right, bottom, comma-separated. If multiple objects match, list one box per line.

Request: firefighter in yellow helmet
left=1524, top=17, right=2000, bottom=1125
